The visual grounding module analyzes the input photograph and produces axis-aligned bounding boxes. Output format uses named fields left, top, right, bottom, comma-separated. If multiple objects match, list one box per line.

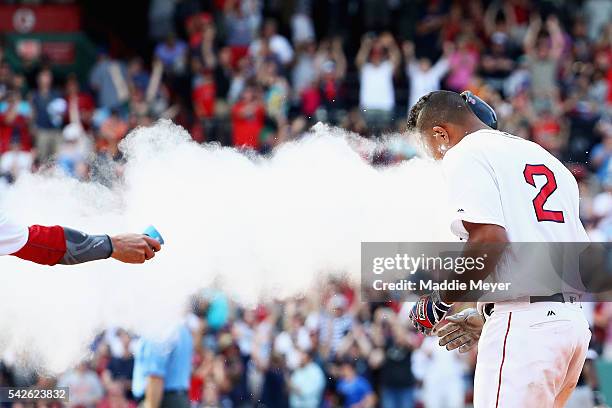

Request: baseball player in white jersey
left=407, top=90, right=591, bottom=408
left=0, top=211, right=161, bottom=266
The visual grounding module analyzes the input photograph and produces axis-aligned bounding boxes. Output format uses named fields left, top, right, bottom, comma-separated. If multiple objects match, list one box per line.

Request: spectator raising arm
left=355, top=34, right=374, bottom=70
left=402, top=40, right=415, bottom=66
left=200, top=25, right=218, bottom=69
left=483, top=1, right=515, bottom=39
left=331, top=37, right=347, bottom=79
left=545, top=15, right=566, bottom=60
left=433, top=41, right=453, bottom=76
left=522, top=12, right=567, bottom=59
left=404, top=41, right=451, bottom=108
left=146, top=59, right=164, bottom=104
left=379, top=32, right=401, bottom=72
left=523, top=13, right=542, bottom=56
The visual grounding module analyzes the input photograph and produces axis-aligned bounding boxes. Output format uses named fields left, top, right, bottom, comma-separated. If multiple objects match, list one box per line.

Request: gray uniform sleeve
left=59, top=227, right=113, bottom=265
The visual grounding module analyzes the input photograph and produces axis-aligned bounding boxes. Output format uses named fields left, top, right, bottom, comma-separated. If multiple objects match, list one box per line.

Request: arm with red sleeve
left=12, top=225, right=114, bottom=266
left=11, top=224, right=68, bottom=265
left=1, top=212, right=113, bottom=265
left=1, top=212, right=161, bottom=266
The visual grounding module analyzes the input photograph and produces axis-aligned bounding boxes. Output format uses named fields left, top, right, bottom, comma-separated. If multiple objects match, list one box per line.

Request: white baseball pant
left=473, top=301, right=591, bottom=408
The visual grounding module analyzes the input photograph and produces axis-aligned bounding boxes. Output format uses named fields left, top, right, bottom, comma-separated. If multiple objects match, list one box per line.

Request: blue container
left=143, top=225, right=165, bottom=245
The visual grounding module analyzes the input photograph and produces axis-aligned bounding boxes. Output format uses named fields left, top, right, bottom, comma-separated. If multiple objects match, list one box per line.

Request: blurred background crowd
left=2, top=278, right=612, bottom=408
left=0, top=0, right=611, bottom=238
left=0, top=0, right=612, bottom=406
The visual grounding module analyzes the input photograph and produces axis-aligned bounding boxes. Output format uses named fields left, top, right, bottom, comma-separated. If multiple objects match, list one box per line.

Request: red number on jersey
left=523, top=164, right=565, bottom=223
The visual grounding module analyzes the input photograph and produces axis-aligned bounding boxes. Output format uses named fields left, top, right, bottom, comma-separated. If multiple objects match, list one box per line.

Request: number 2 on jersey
left=523, top=164, right=565, bottom=223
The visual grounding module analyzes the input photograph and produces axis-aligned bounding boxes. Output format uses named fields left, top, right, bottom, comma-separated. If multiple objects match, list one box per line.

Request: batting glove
left=409, top=290, right=452, bottom=335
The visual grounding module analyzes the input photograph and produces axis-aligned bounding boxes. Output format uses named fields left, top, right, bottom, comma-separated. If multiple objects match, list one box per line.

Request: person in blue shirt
left=336, top=360, right=376, bottom=408
left=589, top=126, right=612, bottom=183
left=132, top=323, right=193, bottom=408
left=154, top=32, right=188, bottom=75
left=289, top=350, right=326, bottom=408
left=31, top=68, right=63, bottom=161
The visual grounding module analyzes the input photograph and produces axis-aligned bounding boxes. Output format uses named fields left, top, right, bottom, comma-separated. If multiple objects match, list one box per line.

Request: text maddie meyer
left=371, top=279, right=511, bottom=293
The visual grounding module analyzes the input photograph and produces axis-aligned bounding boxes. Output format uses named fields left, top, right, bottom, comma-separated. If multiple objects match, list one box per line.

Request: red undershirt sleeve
left=11, top=225, right=67, bottom=266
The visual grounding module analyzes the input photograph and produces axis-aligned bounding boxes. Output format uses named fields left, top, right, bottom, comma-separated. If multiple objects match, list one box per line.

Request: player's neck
left=454, top=121, right=491, bottom=145
left=464, top=118, right=490, bottom=135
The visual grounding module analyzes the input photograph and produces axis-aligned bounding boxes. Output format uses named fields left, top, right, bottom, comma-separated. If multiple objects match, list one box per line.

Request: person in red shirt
left=607, top=67, right=612, bottom=106
left=193, top=68, right=217, bottom=142
left=231, top=85, right=265, bottom=150
left=0, top=91, right=32, bottom=154
left=64, top=74, right=95, bottom=131
left=193, top=70, right=216, bottom=119
left=301, top=80, right=321, bottom=117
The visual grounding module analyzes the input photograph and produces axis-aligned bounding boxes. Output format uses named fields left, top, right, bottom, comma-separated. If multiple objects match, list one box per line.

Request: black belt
left=529, top=293, right=565, bottom=303
left=483, top=293, right=567, bottom=319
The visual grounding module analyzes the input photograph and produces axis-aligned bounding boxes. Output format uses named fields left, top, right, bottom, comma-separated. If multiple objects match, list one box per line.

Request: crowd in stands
left=0, top=0, right=610, bottom=239
left=1, top=276, right=612, bottom=408
left=0, top=0, right=612, bottom=406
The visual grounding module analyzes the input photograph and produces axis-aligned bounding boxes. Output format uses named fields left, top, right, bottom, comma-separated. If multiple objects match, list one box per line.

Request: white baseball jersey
left=442, top=129, right=589, bottom=242
left=442, top=129, right=592, bottom=408
left=0, top=212, right=28, bottom=255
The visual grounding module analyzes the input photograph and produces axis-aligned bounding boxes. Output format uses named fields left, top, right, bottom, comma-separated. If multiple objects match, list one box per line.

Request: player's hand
left=409, top=291, right=452, bottom=335
left=436, top=308, right=484, bottom=353
left=110, top=234, right=162, bottom=264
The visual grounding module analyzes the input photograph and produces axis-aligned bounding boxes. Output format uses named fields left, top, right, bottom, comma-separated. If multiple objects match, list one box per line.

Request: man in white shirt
left=406, top=90, right=591, bottom=408
left=0, top=144, right=33, bottom=181
left=403, top=41, right=450, bottom=110
left=355, top=33, right=400, bottom=134
left=249, top=19, right=294, bottom=66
